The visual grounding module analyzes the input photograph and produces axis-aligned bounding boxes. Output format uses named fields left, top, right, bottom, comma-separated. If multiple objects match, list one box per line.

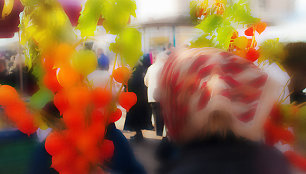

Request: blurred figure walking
left=124, top=54, right=153, bottom=142
left=144, top=51, right=168, bottom=136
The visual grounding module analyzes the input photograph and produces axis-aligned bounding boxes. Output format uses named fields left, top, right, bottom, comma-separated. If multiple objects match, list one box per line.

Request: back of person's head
left=157, top=47, right=279, bottom=143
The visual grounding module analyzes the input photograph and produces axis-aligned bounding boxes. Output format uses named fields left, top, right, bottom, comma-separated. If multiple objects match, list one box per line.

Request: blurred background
left=0, top=0, right=305, bottom=173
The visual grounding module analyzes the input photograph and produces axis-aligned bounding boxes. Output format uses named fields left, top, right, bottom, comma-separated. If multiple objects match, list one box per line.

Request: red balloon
left=118, top=92, right=137, bottom=111
left=100, top=139, right=114, bottom=160
left=0, top=85, right=20, bottom=106
left=44, top=69, right=62, bottom=93
left=54, top=90, right=69, bottom=114
left=109, top=108, right=122, bottom=123
left=45, top=132, right=66, bottom=156
left=92, top=87, right=112, bottom=108
left=62, top=109, right=85, bottom=130
left=246, top=48, right=259, bottom=62
left=245, top=27, right=254, bottom=36
left=68, top=86, right=91, bottom=109
left=16, top=113, right=38, bottom=136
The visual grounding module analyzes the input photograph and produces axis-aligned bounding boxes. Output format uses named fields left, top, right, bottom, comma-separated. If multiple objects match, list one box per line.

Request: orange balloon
left=54, top=43, right=74, bottom=68
left=16, top=114, right=38, bottom=136
left=112, top=66, right=131, bottom=84
left=67, top=86, right=91, bottom=109
left=255, top=22, right=267, bottom=34
left=56, top=67, right=81, bottom=88
left=0, top=85, right=20, bottom=106
left=45, top=132, right=66, bottom=156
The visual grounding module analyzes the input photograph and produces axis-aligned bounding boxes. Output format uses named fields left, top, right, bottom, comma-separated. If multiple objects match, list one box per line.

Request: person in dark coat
left=124, top=54, right=153, bottom=142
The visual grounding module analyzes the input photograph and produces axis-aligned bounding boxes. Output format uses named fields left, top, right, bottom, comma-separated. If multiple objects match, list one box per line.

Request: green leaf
left=77, top=0, right=103, bottom=37
left=215, top=20, right=235, bottom=50
left=195, top=14, right=223, bottom=34
left=101, top=0, right=137, bottom=34
left=190, top=34, right=212, bottom=48
left=30, top=88, right=53, bottom=109
left=23, top=39, right=40, bottom=69
left=259, top=38, right=285, bottom=65
left=111, top=27, right=143, bottom=67
left=225, top=0, right=259, bottom=25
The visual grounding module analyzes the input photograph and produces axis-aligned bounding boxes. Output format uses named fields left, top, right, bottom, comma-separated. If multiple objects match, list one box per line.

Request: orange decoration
left=246, top=48, right=259, bottom=62
left=112, top=66, right=131, bottom=84
left=118, top=92, right=137, bottom=111
left=245, top=27, right=254, bottom=36
left=56, top=66, right=81, bottom=88
left=92, top=87, right=112, bottom=108
left=62, top=109, right=85, bottom=130
left=109, top=108, right=122, bottom=123
left=0, top=85, right=20, bottom=106
left=54, top=90, right=69, bottom=114
left=45, top=132, right=67, bottom=156
left=284, top=151, right=306, bottom=171
left=54, top=43, right=74, bottom=68
left=100, top=139, right=114, bottom=160
left=67, top=86, right=91, bottom=109
left=43, top=69, right=62, bottom=93
left=255, top=22, right=267, bottom=34
left=231, top=31, right=238, bottom=40
left=16, top=114, right=38, bottom=136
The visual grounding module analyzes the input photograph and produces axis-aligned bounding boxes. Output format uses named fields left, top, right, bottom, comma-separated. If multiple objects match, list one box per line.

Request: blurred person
left=144, top=51, right=168, bottom=136
left=157, top=47, right=291, bottom=174
left=0, top=58, right=8, bottom=82
left=124, top=54, right=153, bottom=142
left=87, top=51, right=110, bottom=88
left=284, top=42, right=306, bottom=104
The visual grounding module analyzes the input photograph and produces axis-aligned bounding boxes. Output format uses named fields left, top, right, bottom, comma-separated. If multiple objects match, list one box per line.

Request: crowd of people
left=0, top=42, right=305, bottom=174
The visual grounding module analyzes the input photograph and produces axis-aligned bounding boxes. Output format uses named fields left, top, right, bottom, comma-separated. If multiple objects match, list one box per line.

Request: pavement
left=115, top=108, right=162, bottom=174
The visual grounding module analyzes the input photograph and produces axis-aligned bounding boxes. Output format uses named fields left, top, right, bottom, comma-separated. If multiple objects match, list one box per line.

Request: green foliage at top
left=195, top=14, right=223, bottom=34
left=214, top=20, right=235, bottom=49
left=190, top=0, right=259, bottom=50
left=101, top=0, right=136, bottom=34
left=77, top=0, right=103, bottom=37
left=77, top=0, right=137, bottom=37
left=224, top=0, right=259, bottom=25
left=19, top=0, right=75, bottom=68
left=110, top=27, right=143, bottom=67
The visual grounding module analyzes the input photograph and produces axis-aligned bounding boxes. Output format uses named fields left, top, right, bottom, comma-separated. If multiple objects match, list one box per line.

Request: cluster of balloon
left=230, top=22, right=267, bottom=62
left=264, top=103, right=306, bottom=171
left=0, top=85, right=38, bottom=135
left=40, top=42, right=137, bottom=173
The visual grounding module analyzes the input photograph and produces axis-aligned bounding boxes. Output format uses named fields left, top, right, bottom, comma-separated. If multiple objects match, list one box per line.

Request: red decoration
left=245, top=27, right=254, bottom=36
left=44, top=69, right=62, bottom=93
left=54, top=90, right=69, bottom=114
left=118, top=92, right=137, bottom=111
left=109, top=108, right=122, bottom=123
left=246, top=48, right=259, bottom=62
left=92, top=87, right=112, bottom=108
left=255, top=22, right=267, bottom=34
left=284, top=151, right=306, bottom=171
left=112, top=67, right=131, bottom=84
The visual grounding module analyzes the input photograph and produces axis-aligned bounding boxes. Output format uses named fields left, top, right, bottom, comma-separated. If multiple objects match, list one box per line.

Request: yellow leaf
left=2, top=0, right=14, bottom=19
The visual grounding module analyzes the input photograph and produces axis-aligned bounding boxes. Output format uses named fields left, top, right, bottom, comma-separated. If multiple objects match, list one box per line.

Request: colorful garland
left=190, top=0, right=306, bottom=172
left=0, top=0, right=141, bottom=173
